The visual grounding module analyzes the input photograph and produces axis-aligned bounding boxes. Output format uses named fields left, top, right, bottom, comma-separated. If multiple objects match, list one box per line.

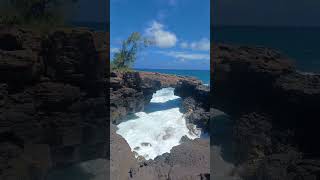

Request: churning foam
left=116, top=88, right=200, bottom=160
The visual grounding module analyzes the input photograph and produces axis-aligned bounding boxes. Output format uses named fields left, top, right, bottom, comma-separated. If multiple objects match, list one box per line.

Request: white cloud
left=145, top=21, right=177, bottom=48
left=157, top=51, right=210, bottom=61
left=110, top=47, right=119, bottom=53
left=180, top=38, right=210, bottom=51
left=180, top=42, right=189, bottom=49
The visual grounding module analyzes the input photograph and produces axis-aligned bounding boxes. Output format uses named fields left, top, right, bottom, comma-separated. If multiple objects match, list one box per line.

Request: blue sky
left=111, top=0, right=210, bottom=70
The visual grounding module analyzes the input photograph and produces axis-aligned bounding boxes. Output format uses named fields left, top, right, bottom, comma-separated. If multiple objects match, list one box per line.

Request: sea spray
left=116, top=88, right=201, bottom=160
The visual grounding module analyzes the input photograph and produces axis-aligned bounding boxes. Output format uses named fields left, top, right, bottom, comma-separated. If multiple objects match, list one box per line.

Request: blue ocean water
left=213, top=26, right=320, bottom=73
left=136, top=69, right=210, bottom=85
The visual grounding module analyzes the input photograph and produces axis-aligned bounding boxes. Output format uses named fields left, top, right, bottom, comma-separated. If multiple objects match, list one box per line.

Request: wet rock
left=141, top=142, right=152, bottom=147
left=174, top=81, right=210, bottom=132
left=179, top=135, right=191, bottom=143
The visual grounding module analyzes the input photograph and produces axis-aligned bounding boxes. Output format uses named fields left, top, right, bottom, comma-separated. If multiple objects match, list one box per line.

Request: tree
left=112, top=32, right=151, bottom=71
left=0, top=0, right=78, bottom=25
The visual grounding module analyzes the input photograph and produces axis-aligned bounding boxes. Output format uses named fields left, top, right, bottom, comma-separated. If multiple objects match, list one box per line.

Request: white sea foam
left=116, top=88, right=201, bottom=160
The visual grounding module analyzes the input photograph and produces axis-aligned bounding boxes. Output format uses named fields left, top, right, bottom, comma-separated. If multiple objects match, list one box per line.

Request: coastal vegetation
left=0, top=0, right=78, bottom=29
left=111, top=32, right=151, bottom=71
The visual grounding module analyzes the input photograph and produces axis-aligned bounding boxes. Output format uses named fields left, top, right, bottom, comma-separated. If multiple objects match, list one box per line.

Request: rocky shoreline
left=1, top=24, right=319, bottom=180
left=110, top=71, right=210, bottom=179
left=211, top=44, right=320, bottom=179
left=0, top=25, right=108, bottom=179
left=0, top=25, right=211, bottom=179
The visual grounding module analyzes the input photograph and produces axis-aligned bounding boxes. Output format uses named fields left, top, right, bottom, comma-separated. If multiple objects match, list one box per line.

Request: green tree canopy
left=112, top=32, right=151, bottom=71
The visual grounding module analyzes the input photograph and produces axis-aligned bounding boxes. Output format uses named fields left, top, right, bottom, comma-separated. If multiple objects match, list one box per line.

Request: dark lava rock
left=34, top=82, right=81, bottom=111
left=141, top=142, right=152, bottom=147
left=43, top=29, right=104, bottom=89
left=110, top=124, right=138, bottom=180
left=233, top=113, right=273, bottom=164
left=211, top=44, right=320, bottom=180
left=211, top=44, right=294, bottom=116
left=0, top=50, right=42, bottom=89
left=110, top=72, right=145, bottom=124
left=130, top=139, right=210, bottom=180
left=176, top=83, right=210, bottom=132
left=0, top=26, right=23, bottom=51
left=0, top=27, right=107, bottom=180
left=179, top=135, right=192, bottom=143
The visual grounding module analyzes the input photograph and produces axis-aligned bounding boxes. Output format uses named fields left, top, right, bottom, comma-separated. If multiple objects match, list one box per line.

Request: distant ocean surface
left=136, top=69, right=210, bottom=85
left=213, top=26, right=320, bottom=73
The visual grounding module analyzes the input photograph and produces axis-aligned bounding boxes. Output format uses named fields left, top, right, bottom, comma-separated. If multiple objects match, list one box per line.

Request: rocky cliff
left=0, top=25, right=107, bottom=180
left=0, top=24, right=211, bottom=179
left=110, top=71, right=210, bottom=127
left=211, top=44, right=320, bottom=179
left=110, top=71, right=210, bottom=180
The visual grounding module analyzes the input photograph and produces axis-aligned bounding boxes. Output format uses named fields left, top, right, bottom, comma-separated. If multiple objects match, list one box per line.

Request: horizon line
left=134, top=68, right=210, bottom=71
left=213, top=25, right=320, bottom=28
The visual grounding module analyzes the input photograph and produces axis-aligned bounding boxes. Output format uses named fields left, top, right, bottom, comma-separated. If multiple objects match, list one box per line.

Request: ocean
left=116, top=69, right=209, bottom=160
left=213, top=26, right=320, bottom=73
left=116, top=88, right=201, bottom=160
left=136, top=68, right=210, bottom=85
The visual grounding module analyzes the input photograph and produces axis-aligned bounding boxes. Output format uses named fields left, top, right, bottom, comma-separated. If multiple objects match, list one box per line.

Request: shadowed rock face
left=110, top=71, right=145, bottom=124
left=175, top=80, right=210, bottom=132
left=0, top=26, right=23, bottom=51
left=211, top=44, right=320, bottom=180
left=0, top=26, right=107, bottom=179
left=0, top=50, right=43, bottom=89
left=212, top=44, right=295, bottom=116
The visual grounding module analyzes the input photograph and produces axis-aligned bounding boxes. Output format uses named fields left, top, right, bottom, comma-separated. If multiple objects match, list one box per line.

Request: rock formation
left=0, top=24, right=211, bottom=179
left=211, top=44, right=320, bottom=180
left=0, top=25, right=107, bottom=180
left=110, top=71, right=210, bottom=180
